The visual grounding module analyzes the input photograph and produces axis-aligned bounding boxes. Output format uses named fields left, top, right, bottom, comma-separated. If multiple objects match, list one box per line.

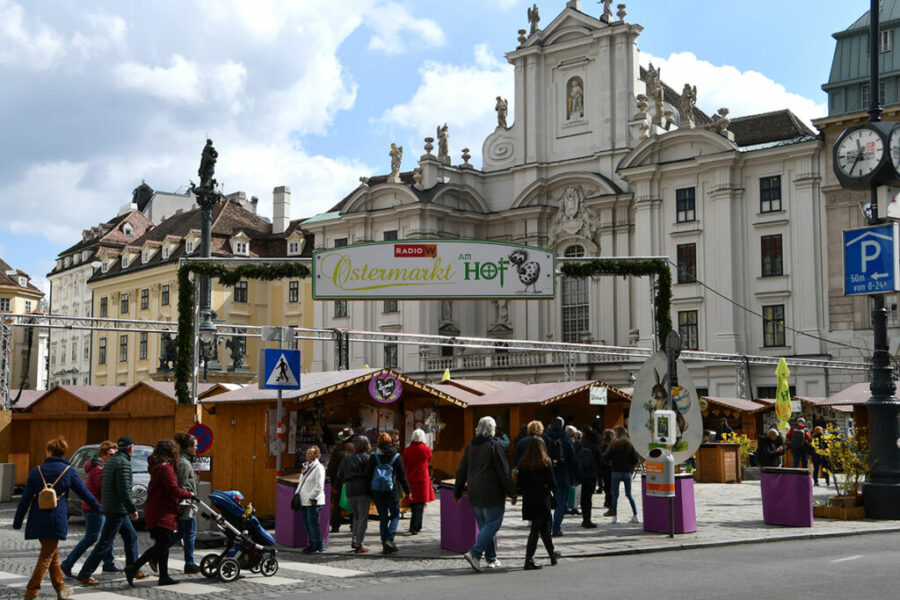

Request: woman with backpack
left=516, top=436, right=561, bottom=570
left=14, top=437, right=100, bottom=600
left=365, top=432, right=410, bottom=554
left=338, top=435, right=372, bottom=552
left=577, top=428, right=603, bottom=528
left=601, top=425, right=641, bottom=524
left=126, top=440, right=193, bottom=586
left=401, top=428, right=435, bottom=535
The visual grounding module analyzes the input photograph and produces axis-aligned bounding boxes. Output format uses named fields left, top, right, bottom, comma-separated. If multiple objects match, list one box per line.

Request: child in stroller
left=195, top=490, right=278, bottom=582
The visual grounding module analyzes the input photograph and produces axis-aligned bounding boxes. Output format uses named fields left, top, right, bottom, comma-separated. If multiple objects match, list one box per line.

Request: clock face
left=835, top=127, right=886, bottom=179
left=890, top=127, right=900, bottom=172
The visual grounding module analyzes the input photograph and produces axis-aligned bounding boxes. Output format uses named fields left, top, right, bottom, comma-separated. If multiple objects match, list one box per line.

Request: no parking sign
left=188, top=422, right=214, bottom=455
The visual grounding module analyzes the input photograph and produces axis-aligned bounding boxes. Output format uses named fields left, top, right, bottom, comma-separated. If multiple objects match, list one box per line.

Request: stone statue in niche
left=495, top=97, right=508, bottom=129
left=566, top=77, right=584, bottom=120
left=527, top=4, right=540, bottom=35
left=548, top=185, right=598, bottom=248
left=680, top=83, right=697, bottom=129
left=497, top=299, right=509, bottom=323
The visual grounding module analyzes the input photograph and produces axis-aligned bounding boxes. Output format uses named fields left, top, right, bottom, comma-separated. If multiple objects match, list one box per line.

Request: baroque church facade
left=303, top=1, right=834, bottom=398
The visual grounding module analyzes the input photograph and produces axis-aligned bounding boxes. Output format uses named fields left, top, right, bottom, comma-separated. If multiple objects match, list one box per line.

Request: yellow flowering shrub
left=811, top=424, right=871, bottom=497
left=720, top=432, right=753, bottom=467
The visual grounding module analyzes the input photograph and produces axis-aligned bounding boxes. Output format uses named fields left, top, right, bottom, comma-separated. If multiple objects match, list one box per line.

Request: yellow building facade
left=89, top=197, right=313, bottom=387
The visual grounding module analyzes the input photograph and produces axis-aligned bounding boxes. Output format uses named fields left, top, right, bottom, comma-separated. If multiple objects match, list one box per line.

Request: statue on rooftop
left=495, top=97, right=509, bottom=129
left=197, top=139, right=218, bottom=191
left=527, top=4, right=540, bottom=35
left=389, top=143, right=403, bottom=181
left=680, top=83, right=697, bottom=129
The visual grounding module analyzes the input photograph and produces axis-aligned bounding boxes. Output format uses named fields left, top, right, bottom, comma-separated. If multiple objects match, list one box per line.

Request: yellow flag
left=775, top=358, right=792, bottom=432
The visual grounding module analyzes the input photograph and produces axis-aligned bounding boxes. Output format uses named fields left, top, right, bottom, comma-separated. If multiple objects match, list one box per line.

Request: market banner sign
left=312, top=240, right=556, bottom=299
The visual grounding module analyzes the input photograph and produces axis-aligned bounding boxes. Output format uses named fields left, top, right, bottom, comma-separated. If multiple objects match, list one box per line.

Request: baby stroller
left=195, top=490, right=279, bottom=582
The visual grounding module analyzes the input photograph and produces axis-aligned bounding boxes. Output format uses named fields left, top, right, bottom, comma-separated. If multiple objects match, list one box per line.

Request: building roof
left=106, top=380, right=220, bottom=406
left=33, top=385, right=125, bottom=409
left=843, top=1, right=900, bottom=34
left=201, top=368, right=464, bottom=407
left=822, top=382, right=871, bottom=406
left=52, top=210, right=155, bottom=277
left=8, top=389, right=44, bottom=410
left=0, top=258, right=43, bottom=297
left=703, top=396, right=766, bottom=413
left=729, top=110, right=817, bottom=147
left=442, top=379, right=526, bottom=396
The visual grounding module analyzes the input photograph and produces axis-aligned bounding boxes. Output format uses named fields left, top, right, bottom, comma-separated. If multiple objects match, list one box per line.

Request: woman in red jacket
left=401, top=429, right=435, bottom=535
left=125, top=440, right=192, bottom=587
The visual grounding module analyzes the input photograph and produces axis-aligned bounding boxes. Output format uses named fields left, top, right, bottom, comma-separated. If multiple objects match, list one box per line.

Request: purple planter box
left=641, top=473, right=697, bottom=534
left=440, top=483, right=477, bottom=552
left=275, top=480, right=332, bottom=547
left=760, top=467, right=813, bottom=527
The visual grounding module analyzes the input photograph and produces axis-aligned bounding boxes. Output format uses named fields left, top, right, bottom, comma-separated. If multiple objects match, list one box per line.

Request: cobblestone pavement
left=1, top=481, right=898, bottom=597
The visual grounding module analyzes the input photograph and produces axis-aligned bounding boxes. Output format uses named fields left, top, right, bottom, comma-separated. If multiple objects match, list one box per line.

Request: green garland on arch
left=560, top=259, right=672, bottom=348
left=175, top=262, right=311, bottom=404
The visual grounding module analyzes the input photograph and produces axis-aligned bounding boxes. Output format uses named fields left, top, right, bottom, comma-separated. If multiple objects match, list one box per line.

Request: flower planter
left=824, top=505, right=866, bottom=520
left=829, top=495, right=860, bottom=509
left=812, top=505, right=827, bottom=518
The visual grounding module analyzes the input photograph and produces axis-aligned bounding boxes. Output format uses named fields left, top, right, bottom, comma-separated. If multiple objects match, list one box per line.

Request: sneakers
left=381, top=541, right=398, bottom=555
left=76, top=577, right=100, bottom=587
left=56, top=587, right=73, bottom=600
left=550, top=551, right=561, bottom=566
left=355, top=546, right=370, bottom=553
left=484, top=559, right=502, bottom=569
left=183, top=565, right=201, bottom=574
left=463, top=551, right=482, bottom=572
left=630, top=515, right=640, bottom=524
left=611, top=516, right=618, bottom=524
left=60, top=566, right=73, bottom=578
left=523, top=560, right=541, bottom=571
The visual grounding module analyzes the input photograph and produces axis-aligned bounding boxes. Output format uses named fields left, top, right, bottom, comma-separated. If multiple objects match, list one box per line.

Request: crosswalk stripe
left=71, top=593, right=135, bottom=600
left=276, top=560, right=363, bottom=578
left=148, top=582, right=227, bottom=595
left=0, top=571, right=25, bottom=581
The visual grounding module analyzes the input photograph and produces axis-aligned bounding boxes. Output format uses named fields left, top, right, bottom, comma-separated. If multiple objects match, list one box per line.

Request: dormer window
left=18, top=276, right=27, bottom=286
left=73, top=254, right=80, bottom=264
left=142, top=249, right=150, bottom=264
left=64, top=256, right=71, bottom=267
left=101, top=260, right=109, bottom=273
left=186, top=240, right=194, bottom=254
left=121, top=254, right=129, bottom=268
left=235, top=241, right=248, bottom=256
left=162, top=245, right=170, bottom=260
left=123, top=223, right=133, bottom=238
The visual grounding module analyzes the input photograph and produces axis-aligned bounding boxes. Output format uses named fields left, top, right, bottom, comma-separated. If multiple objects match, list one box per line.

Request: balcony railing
left=421, top=349, right=631, bottom=372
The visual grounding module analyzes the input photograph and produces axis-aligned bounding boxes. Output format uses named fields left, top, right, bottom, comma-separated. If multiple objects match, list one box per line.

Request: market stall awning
left=703, top=396, right=766, bottom=413
left=201, top=368, right=465, bottom=407
left=105, top=381, right=221, bottom=408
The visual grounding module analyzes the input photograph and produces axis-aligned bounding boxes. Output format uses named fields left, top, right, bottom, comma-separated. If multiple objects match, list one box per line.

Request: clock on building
left=833, top=122, right=900, bottom=190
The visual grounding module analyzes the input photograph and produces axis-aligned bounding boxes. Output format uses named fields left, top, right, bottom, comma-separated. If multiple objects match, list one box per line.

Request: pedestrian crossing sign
left=259, top=348, right=302, bottom=390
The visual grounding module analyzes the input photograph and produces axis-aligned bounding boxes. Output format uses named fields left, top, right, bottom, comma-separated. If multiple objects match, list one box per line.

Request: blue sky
left=0, top=0, right=871, bottom=297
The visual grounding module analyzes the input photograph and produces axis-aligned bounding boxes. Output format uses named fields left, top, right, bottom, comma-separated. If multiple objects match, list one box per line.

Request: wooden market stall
left=701, top=397, right=766, bottom=442
left=199, top=368, right=466, bottom=517
left=8, top=390, right=43, bottom=484
left=11, top=386, right=121, bottom=485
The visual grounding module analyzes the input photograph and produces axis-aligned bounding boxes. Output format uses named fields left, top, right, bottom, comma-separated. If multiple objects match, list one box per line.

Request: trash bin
left=275, top=476, right=331, bottom=547
left=641, top=473, right=697, bottom=534
left=439, top=479, right=498, bottom=553
left=760, top=467, right=813, bottom=527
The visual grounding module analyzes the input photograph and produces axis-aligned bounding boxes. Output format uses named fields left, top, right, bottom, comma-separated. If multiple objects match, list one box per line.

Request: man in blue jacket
left=542, top=417, right=580, bottom=536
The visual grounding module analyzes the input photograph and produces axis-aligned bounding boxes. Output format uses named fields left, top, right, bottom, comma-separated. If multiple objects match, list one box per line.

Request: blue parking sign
left=844, top=224, right=900, bottom=296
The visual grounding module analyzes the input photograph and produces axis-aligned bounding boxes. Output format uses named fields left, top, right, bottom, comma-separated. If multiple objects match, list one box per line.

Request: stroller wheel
left=260, top=553, right=278, bottom=577
left=200, top=554, right=220, bottom=579
left=218, top=557, right=241, bottom=583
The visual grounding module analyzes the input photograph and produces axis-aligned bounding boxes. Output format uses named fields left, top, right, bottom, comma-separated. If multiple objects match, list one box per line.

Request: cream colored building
left=88, top=189, right=313, bottom=387
left=1, top=259, right=46, bottom=392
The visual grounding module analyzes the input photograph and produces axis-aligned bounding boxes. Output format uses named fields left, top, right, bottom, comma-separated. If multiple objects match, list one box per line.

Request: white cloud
left=366, top=1, right=446, bottom=54
left=377, top=44, right=513, bottom=165
left=639, top=51, right=827, bottom=127
left=0, top=0, right=65, bottom=70
left=113, top=55, right=204, bottom=104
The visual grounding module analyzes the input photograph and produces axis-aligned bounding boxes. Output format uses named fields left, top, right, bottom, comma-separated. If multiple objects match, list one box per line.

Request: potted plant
left=812, top=425, right=870, bottom=519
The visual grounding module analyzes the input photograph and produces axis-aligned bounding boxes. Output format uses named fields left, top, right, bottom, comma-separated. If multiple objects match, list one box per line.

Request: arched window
left=561, top=245, right=589, bottom=343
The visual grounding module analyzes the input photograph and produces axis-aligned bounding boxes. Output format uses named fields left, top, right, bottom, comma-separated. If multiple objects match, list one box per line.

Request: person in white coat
left=295, top=446, right=326, bottom=553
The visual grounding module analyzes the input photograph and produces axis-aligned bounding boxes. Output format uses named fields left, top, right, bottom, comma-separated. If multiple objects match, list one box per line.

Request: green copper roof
left=302, top=211, right=342, bottom=223
left=842, top=0, right=900, bottom=34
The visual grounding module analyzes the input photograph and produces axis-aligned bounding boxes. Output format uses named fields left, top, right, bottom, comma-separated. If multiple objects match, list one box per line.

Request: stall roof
left=201, top=368, right=465, bottom=407
left=442, top=379, right=526, bottom=396
left=9, top=389, right=43, bottom=411
left=703, top=396, right=766, bottom=412
left=429, top=383, right=485, bottom=406
left=822, top=382, right=870, bottom=406
left=106, top=380, right=220, bottom=407
left=460, top=380, right=629, bottom=407
left=30, top=385, right=126, bottom=409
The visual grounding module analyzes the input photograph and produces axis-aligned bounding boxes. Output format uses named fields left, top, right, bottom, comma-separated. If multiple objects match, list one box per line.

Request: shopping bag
left=339, top=483, right=352, bottom=513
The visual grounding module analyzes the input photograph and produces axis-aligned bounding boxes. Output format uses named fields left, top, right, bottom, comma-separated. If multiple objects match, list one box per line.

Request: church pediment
left=618, top=129, right=737, bottom=171
left=343, top=185, right=419, bottom=213
left=523, top=9, right=606, bottom=49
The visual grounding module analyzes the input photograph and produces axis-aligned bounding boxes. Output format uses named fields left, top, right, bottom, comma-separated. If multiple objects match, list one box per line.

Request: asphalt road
left=307, top=532, right=899, bottom=600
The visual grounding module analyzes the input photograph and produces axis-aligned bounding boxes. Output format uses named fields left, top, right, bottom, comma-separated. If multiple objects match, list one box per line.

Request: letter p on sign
left=861, top=240, right=881, bottom=273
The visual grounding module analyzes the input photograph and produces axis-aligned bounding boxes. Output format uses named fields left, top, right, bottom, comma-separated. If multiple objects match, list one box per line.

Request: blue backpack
left=371, top=453, right=399, bottom=492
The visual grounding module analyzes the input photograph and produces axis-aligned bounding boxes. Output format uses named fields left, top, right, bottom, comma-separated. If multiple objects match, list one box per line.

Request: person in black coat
left=577, top=428, right=603, bottom=528
left=599, top=428, right=614, bottom=514
left=14, top=437, right=100, bottom=600
left=364, top=433, right=410, bottom=554
left=516, top=437, right=561, bottom=570
left=541, top=416, right=580, bottom=535
left=601, top=425, right=641, bottom=524
left=757, top=429, right=785, bottom=467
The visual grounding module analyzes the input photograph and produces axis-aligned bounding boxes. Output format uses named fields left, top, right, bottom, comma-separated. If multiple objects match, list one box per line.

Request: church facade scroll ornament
left=547, top=185, right=599, bottom=248
left=566, top=77, right=584, bottom=120
left=680, top=83, right=697, bottom=129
